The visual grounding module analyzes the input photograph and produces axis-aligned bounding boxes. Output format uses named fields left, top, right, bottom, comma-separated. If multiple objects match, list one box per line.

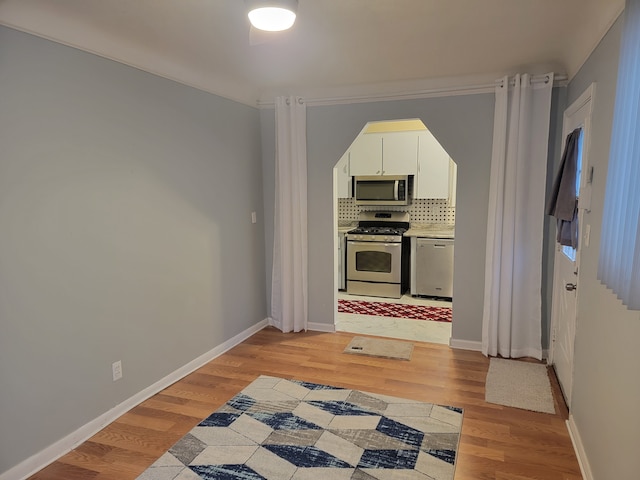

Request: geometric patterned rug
left=136, top=375, right=463, bottom=480
left=338, top=299, right=452, bottom=322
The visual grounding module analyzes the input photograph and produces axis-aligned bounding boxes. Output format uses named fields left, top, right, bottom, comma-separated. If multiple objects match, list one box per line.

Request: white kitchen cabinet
left=349, top=132, right=418, bottom=176
left=338, top=231, right=347, bottom=290
left=415, top=131, right=450, bottom=199
left=336, top=150, right=352, bottom=198
left=448, top=159, right=457, bottom=207
left=382, top=131, right=418, bottom=175
left=349, top=133, right=383, bottom=176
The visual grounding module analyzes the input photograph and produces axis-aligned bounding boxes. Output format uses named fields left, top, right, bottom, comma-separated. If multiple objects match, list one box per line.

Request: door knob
left=565, top=283, right=577, bottom=291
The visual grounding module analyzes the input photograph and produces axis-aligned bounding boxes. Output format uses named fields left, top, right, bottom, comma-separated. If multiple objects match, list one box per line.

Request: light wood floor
left=28, top=327, right=582, bottom=480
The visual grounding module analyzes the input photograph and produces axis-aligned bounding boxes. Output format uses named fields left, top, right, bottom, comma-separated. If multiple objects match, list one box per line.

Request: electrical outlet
left=251, top=211, right=257, bottom=224
left=112, top=360, right=122, bottom=381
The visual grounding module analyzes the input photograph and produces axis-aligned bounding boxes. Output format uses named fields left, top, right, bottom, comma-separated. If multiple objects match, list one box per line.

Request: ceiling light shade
left=246, top=0, right=298, bottom=32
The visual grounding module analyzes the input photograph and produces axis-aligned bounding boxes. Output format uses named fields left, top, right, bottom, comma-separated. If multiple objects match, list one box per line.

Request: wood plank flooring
left=28, top=327, right=582, bottom=479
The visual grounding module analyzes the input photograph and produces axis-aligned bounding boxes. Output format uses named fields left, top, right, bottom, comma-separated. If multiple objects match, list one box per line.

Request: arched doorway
left=332, top=119, right=456, bottom=344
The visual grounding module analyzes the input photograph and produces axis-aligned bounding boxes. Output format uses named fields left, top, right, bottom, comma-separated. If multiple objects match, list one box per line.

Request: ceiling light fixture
left=246, top=0, right=298, bottom=32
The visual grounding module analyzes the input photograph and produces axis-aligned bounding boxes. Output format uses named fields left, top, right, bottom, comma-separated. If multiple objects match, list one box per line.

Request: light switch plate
left=584, top=224, right=591, bottom=247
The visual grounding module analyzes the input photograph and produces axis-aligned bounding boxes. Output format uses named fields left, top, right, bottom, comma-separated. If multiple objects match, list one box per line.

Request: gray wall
left=262, top=95, right=497, bottom=343
left=260, top=108, right=276, bottom=309
left=0, top=26, right=266, bottom=475
left=565, top=14, right=640, bottom=479
left=2, top=12, right=610, bottom=477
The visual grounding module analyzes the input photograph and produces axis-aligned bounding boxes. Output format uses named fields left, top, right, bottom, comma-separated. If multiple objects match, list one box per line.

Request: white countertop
left=338, top=222, right=357, bottom=234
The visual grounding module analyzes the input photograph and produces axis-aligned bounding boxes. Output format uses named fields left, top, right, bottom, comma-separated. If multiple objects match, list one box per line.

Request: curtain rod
left=259, top=74, right=568, bottom=108
left=496, top=73, right=567, bottom=88
left=285, top=97, right=304, bottom=105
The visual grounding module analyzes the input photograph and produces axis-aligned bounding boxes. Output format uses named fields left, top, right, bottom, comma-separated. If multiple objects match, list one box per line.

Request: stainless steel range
left=346, top=211, right=410, bottom=299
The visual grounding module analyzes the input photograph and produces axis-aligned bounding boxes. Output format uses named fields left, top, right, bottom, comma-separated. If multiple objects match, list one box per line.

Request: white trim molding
left=268, top=317, right=335, bottom=333
left=258, top=74, right=569, bottom=108
left=449, top=338, right=482, bottom=351
left=308, top=322, right=336, bottom=333
left=448, top=340, right=547, bottom=356
left=0, top=319, right=269, bottom=480
left=567, top=415, right=594, bottom=480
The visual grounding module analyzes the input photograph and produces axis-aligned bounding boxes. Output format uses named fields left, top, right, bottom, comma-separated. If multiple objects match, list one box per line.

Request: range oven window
left=355, top=250, right=392, bottom=274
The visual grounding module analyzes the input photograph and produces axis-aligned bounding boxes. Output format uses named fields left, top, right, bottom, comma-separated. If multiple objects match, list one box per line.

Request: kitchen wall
left=262, top=95, right=496, bottom=343
left=562, top=13, right=640, bottom=478
left=0, top=26, right=266, bottom=475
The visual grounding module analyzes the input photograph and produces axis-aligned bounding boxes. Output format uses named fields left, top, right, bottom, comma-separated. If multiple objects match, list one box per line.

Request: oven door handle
left=347, top=241, right=401, bottom=248
left=394, top=180, right=399, bottom=201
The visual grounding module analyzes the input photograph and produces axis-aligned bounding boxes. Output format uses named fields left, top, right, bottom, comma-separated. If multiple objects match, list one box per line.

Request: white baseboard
left=267, top=317, right=336, bottom=333
left=449, top=338, right=482, bottom=351
left=1, top=319, right=269, bottom=480
left=566, top=414, right=594, bottom=480
left=308, top=322, right=335, bottom=332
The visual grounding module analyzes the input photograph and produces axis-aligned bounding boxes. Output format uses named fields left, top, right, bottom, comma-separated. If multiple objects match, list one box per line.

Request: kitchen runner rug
left=338, top=299, right=452, bottom=322
left=137, top=375, right=463, bottom=480
left=485, top=358, right=556, bottom=414
left=344, top=336, right=414, bottom=360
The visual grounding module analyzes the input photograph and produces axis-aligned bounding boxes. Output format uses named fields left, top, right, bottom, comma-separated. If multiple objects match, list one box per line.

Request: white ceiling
left=0, top=0, right=625, bottom=106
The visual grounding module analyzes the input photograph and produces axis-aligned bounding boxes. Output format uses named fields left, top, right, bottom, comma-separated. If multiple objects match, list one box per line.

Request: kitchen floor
left=336, top=292, right=452, bottom=345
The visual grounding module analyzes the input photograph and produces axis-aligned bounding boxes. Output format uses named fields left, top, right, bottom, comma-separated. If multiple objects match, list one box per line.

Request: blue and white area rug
left=137, top=375, right=463, bottom=480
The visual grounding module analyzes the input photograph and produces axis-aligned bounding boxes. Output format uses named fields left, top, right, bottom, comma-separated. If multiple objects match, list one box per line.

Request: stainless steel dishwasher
left=414, top=238, right=454, bottom=297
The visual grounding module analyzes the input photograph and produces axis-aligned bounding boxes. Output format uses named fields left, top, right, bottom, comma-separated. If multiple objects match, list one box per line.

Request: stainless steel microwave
left=354, top=175, right=412, bottom=206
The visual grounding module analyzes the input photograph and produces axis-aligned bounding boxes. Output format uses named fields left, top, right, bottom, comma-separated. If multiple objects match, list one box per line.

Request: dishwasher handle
left=417, top=239, right=454, bottom=247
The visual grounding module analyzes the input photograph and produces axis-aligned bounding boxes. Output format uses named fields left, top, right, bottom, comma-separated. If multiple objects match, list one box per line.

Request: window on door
left=561, top=128, right=584, bottom=262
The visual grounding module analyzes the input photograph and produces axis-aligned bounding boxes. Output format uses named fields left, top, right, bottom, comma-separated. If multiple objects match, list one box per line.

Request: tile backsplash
left=338, top=198, right=455, bottom=225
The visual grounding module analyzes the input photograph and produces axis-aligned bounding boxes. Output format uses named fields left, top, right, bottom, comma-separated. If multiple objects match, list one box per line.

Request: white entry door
left=549, top=85, right=593, bottom=407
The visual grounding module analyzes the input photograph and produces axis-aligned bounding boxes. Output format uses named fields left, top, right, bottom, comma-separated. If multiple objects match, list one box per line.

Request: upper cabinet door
left=349, top=133, right=383, bottom=176
left=416, top=131, right=450, bottom=199
left=382, top=131, right=418, bottom=175
left=349, top=131, right=420, bottom=176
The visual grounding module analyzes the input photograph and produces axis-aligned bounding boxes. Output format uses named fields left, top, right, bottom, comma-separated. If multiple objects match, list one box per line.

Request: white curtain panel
left=482, top=73, right=554, bottom=359
left=271, top=96, right=308, bottom=333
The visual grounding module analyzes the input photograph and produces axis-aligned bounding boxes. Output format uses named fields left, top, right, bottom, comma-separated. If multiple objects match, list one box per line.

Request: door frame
left=548, top=83, right=595, bottom=404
